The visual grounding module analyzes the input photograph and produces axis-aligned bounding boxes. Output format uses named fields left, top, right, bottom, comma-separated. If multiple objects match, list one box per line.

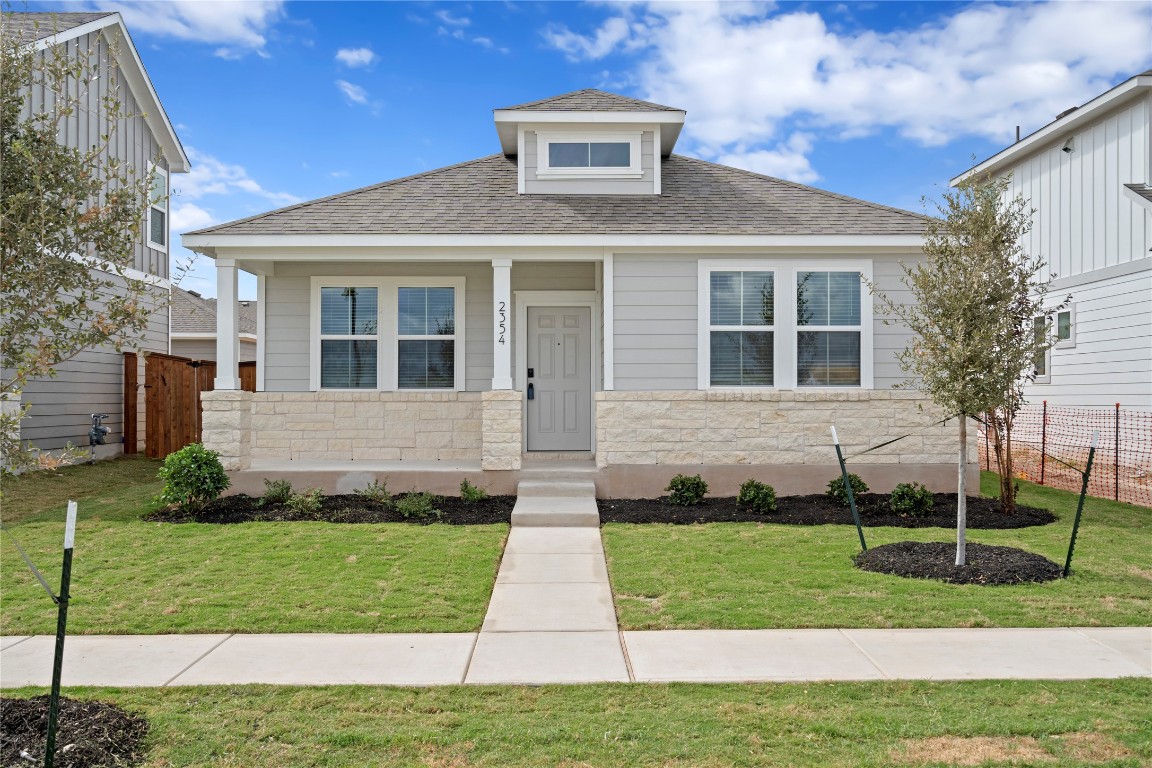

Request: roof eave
left=951, top=75, right=1152, bottom=185
left=494, top=109, right=686, bottom=156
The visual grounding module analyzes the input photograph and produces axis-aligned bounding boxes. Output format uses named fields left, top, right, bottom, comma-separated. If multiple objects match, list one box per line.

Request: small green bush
left=285, top=487, right=324, bottom=516
left=354, top=479, right=392, bottom=507
left=826, top=473, right=868, bottom=506
left=258, top=478, right=293, bottom=507
left=460, top=478, right=487, bottom=503
left=158, top=443, right=230, bottom=512
left=890, top=481, right=934, bottom=517
left=396, top=492, right=442, bottom=521
left=666, top=474, right=708, bottom=506
left=737, top=479, right=777, bottom=514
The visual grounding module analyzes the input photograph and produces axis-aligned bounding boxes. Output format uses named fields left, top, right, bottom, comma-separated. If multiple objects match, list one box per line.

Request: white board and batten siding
left=1001, top=92, right=1152, bottom=409
left=18, top=29, right=172, bottom=450
left=610, top=253, right=924, bottom=392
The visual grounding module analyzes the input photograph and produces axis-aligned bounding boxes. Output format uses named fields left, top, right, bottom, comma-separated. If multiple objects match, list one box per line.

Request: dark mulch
left=854, top=541, right=1063, bottom=585
left=1, top=696, right=149, bottom=768
left=143, top=493, right=515, bottom=525
left=597, top=493, right=1056, bottom=529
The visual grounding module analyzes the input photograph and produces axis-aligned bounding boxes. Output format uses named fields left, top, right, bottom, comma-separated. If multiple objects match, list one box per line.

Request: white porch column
left=214, top=258, right=241, bottom=390
left=492, top=258, right=513, bottom=390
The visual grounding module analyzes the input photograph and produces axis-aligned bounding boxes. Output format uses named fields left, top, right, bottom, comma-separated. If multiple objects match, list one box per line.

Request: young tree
left=1, top=14, right=161, bottom=471
left=873, top=174, right=1065, bottom=565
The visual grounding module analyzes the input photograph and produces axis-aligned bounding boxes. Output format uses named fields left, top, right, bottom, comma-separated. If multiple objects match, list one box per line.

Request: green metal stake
left=831, top=427, right=867, bottom=552
left=44, top=500, right=77, bottom=768
left=1063, top=433, right=1098, bottom=578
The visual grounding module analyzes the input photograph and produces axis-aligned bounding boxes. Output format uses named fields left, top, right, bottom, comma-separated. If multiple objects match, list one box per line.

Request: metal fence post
left=1114, top=403, right=1120, bottom=502
left=831, top=426, right=867, bottom=553
left=1039, top=400, right=1047, bottom=485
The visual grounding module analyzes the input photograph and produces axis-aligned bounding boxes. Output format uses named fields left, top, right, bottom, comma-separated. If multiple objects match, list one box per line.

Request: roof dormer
left=494, top=89, right=686, bottom=195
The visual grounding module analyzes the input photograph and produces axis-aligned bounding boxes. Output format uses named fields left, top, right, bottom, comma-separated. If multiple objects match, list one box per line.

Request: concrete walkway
left=2, top=484, right=1149, bottom=687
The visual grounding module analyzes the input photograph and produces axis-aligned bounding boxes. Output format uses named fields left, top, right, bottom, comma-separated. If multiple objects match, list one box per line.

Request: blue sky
left=29, top=1, right=1152, bottom=298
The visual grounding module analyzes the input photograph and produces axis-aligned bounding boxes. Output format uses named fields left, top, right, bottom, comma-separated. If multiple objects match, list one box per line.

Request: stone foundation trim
left=482, top=390, right=523, bottom=470
left=201, top=390, right=253, bottom=471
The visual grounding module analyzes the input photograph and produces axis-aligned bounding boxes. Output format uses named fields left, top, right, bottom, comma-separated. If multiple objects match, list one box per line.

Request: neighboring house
left=953, top=71, right=1152, bottom=410
left=4, top=12, right=189, bottom=457
left=185, top=89, right=971, bottom=496
left=171, top=287, right=258, bottom=364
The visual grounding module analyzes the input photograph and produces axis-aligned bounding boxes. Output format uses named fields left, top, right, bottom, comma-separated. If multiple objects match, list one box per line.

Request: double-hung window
left=147, top=167, right=168, bottom=251
left=796, top=271, right=862, bottom=387
left=536, top=131, right=643, bottom=178
left=312, top=277, right=465, bottom=391
left=708, top=271, right=775, bottom=386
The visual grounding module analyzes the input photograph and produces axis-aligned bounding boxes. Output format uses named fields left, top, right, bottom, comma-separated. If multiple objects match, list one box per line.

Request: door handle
left=527, top=383, right=535, bottom=400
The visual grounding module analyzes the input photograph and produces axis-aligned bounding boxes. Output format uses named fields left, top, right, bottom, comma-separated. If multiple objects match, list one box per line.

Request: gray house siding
left=524, top=128, right=656, bottom=195
left=172, top=338, right=257, bottom=363
left=611, top=253, right=922, bottom=392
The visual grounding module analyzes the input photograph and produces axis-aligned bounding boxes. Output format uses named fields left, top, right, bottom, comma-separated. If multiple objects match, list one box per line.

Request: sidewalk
left=2, top=627, right=1148, bottom=687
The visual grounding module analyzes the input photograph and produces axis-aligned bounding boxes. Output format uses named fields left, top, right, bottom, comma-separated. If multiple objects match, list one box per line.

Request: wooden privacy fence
left=129, top=353, right=256, bottom=459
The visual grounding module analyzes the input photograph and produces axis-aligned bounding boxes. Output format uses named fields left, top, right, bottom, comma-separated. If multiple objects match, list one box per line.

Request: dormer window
left=536, top=131, right=642, bottom=178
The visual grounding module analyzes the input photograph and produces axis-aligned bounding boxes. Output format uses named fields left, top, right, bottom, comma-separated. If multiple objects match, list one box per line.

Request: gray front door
left=526, top=306, right=592, bottom=451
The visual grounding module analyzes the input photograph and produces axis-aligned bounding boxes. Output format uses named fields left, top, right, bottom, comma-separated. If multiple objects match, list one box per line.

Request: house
left=171, top=287, right=258, bottom=364
left=3, top=12, right=189, bottom=458
left=184, top=89, right=972, bottom=497
left=952, top=71, right=1152, bottom=411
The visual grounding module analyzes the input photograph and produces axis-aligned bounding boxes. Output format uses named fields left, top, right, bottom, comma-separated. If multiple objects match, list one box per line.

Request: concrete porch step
left=511, top=481, right=600, bottom=527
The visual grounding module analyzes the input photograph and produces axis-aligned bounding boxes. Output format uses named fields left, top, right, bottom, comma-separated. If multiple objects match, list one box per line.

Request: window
left=320, top=287, right=378, bottom=389
left=1055, top=306, right=1075, bottom=348
left=397, top=287, right=456, bottom=389
left=311, top=277, right=465, bottom=391
left=147, top=167, right=168, bottom=251
left=796, top=271, right=862, bottom=386
left=708, top=271, right=774, bottom=386
left=537, top=131, right=642, bottom=178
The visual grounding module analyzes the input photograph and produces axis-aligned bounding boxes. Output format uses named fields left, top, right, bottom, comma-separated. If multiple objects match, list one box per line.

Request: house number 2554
left=497, top=301, right=506, bottom=344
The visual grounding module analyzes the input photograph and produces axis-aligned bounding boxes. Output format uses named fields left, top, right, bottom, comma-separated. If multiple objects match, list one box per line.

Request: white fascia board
left=36, top=14, right=190, bottom=173
left=951, top=77, right=1151, bottom=185
left=185, top=234, right=925, bottom=254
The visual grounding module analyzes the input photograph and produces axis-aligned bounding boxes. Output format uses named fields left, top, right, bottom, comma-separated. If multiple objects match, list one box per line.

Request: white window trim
left=309, top=276, right=466, bottom=392
left=1055, top=304, right=1076, bottom=349
left=535, top=130, right=643, bottom=179
left=697, top=259, right=873, bottom=390
left=147, top=166, right=168, bottom=252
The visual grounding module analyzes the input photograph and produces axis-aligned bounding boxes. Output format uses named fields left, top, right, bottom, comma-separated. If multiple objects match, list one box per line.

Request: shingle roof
left=1124, top=183, right=1152, bottom=203
left=172, top=287, right=257, bottom=335
left=2, top=12, right=115, bottom=42
left=187, top=154, right=929, bottom=238
left=498, top=88, right=683, bottom=113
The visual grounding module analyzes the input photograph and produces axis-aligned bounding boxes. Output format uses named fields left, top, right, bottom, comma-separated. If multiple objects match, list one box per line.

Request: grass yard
left=6, top=679, right=1150, bottom=766
left=605, top=473, right=1152, bottom=630
left=0, top=458, right=506, bottom=635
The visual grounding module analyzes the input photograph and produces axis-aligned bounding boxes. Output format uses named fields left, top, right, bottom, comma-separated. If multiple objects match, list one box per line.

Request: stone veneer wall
left=595, top=390, right=973, bottom=468
left=481, top=390, right=522, bottom=470
left=201, top=390, right=252, bottom=470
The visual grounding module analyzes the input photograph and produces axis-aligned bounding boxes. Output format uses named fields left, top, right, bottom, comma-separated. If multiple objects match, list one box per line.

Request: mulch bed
left=1, top=696, right=149, bottom=768
left=144, top=494, right=516, bottom=525
left=597, top=493, right=1056, bottom=529
left=854, top=542, right=1063, bottom=585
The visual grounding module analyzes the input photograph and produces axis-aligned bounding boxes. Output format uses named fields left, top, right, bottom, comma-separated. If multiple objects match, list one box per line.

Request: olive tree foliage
left=872, top=173, right=1065, bottom=565
left=0, top=15, right=164, bottom=472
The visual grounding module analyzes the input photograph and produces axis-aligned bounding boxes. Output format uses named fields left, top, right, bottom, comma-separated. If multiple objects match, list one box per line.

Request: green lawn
left=605, top=473, right=1152, bottom=630
left=0, top=458, right=506, bottom=635
left=5, top=679, right=1150, bottom=766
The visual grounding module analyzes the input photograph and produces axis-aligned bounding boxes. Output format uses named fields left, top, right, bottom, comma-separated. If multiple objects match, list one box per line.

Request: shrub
left=354, top=478, right=392, bottom=507
left=460, top=478, right=488, bottom=503
left=158, top=443, right=230, bottom=512
left=666, top=474, right=708, bottom=506
left=826, top=473, right=868, bottom=506
left=285, top=487, right=324, bottom=516
left=737, top=479, right=777, bottom=514
left=258, top=478, right=293, bottom=507
left=890, top=481, right=934, bottom=517
left=396, top=492, right=442, bottom=521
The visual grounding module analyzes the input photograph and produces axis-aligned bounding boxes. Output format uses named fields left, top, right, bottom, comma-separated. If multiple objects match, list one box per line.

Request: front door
left=526, top=306, right=592, bottom=451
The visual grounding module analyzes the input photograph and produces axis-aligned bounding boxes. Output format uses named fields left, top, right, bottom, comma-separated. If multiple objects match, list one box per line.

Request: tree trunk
left=988, top=408, right=1017, bottom=515
left=956, top=415, right=967, bottom=566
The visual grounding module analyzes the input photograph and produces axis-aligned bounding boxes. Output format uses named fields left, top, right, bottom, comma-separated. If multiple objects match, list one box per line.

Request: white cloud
left=543, top=2, right=1152, bottom=176
left=329, top=170, right=350, bottom=178
left=335, top=47, right=377, bottom=68
left=438, top=26, right=466, bottom=40
left=89, top=1, right=284, bottom=58
left=175, top=147, right=301, bottom=206
left=169, top=201, right=216, bottom=234
left=472, top=36, right=509, bottom=54
left=435, top=9, right=470, bottom=27
left=716, top=134, right=820, bottom=184
left=336, top=79, right=369, bottom=105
